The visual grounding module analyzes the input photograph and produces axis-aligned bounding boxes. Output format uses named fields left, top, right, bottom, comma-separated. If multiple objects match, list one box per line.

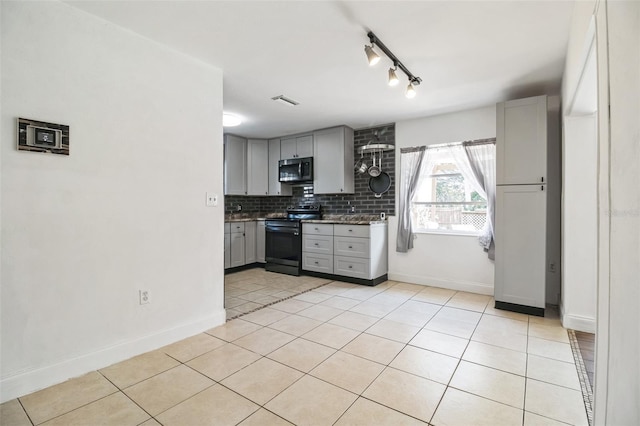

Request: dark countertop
left=225, top=213, right=387, bottom=225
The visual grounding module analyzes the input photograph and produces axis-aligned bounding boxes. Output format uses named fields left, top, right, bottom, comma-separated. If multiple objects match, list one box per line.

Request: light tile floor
left=1, top=272, right=590, bottom=426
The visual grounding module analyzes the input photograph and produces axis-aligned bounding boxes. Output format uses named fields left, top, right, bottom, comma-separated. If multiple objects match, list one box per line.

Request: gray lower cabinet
left=244, top=221, right=257, bottom=264
left=224, top=223, right=231, bottom=269
left=302, top=223, right=387, bottom=281
left=256, top=220, right=266, bottom=263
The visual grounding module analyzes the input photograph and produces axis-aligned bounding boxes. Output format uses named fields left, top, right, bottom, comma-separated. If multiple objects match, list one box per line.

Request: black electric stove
left=265, top=205, right=322, bottom=276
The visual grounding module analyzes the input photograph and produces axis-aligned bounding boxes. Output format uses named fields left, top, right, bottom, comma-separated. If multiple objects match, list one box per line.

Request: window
left=411, top=147, right=487, bottom=234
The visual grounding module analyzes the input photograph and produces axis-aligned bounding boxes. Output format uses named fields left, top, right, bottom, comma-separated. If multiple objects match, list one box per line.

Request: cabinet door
left=296, top=135, right=314, bottom=158
left=268, top=139, right=292, bottom=196
left=230, top=232, right=245, bottom=268
left=224, top=134, right=247, bottom=195
left=256, top=221, right=266, bottom=263
left=280, top=138, right=297, bottom=159
left=244, top=221, right=257, bottom=264
left=495, top=185, right=546, bottom=308
left=247, top=139, right=269, bottom=196
left=313, top=126, right=354, bottom=194
left=224, top=233, right=231, bottom=269
left=497, top=96, right=547, bottom=185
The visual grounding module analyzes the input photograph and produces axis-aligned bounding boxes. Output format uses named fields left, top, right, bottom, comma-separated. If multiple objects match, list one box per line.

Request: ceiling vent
left=271, top=95, right=299, bottom=106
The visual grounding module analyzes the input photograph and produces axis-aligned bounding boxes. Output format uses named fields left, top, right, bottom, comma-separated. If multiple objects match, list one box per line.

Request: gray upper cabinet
left=281, top=135, right=313, bottom=159
left=224, top=134, right=247, bottom=195
left=268, top=139, right=292, bottom=196
left=247, top=139, right=269, bottom=196
left=313, top=126, right=354, bottom=194
left=497, top=95, right=548, bottom=185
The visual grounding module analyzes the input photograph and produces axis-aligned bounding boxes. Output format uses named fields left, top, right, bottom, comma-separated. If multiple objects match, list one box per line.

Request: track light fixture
left=364, top=31, right=421, bottom=97
left=364, top=44, right=380, bottom=66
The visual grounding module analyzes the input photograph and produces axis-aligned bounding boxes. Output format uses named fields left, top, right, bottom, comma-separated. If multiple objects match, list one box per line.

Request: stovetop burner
left=286, top=204, right=322, bottom=221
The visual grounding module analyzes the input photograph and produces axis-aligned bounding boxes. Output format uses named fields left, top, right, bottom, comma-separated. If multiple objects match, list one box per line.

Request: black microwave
left=279, top=157, right=313, bottom=183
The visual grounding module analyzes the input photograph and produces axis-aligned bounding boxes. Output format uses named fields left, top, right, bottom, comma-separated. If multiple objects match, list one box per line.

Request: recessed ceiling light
left=223, top=113, right=242, bottom=127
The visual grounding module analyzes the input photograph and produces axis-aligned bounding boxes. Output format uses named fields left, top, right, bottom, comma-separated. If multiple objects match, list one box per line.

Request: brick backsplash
left=224, top=124, right=395, bottom=216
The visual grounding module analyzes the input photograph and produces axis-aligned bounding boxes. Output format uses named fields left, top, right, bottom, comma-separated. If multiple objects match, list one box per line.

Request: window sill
left=414, top=230, right=479, bottom=238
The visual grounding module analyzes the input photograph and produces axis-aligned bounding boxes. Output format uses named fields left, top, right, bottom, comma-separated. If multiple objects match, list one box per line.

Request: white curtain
left=449, top=141, right=496, bottom=258
left=396, top=147, right=428, bottom=252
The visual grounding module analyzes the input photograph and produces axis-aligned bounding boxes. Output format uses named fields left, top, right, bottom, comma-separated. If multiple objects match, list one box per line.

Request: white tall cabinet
left=313, top=126, right=354, bottom=194
left=495, top=95, right=548, bottom=316
left=247, top=139, right=269, bottom=196
left=224, top=134, right=247, bottom=195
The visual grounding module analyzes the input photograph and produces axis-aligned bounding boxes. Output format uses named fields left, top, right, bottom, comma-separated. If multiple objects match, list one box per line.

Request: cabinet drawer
left=303, top=223, right=334, bottom=236
left=224, top=223, right=231, bottom=234
left=334, top=256, right=370, bottom=279
left=230, top=222, right=245, bottom=233
left=334, top=224, right=370, bottom=238
left=303, top=235, right=334, bottom=255
left=303, top=252, right=334, bottom=274
left=334, top=236, right=369, bottom=259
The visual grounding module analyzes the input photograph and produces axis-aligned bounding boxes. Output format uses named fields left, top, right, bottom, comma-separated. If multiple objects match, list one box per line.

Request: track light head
left=364, top=45, right=381, bottom=66
left=388, top=67, right=399, bottom=86
left=405, top=80, right=417, bottom=99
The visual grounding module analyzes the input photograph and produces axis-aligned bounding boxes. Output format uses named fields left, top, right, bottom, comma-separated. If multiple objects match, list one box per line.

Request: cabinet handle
left=541, top=185, right=544, bottom=191
left=541, top=177, right=544, bottom=183
left=348, top=246, right=353, bottom=249
left=314, top=243, right=319, bottom=246
left=314, top=261, right=319, bottom=265
left=348, top=265, right=353, bottom=269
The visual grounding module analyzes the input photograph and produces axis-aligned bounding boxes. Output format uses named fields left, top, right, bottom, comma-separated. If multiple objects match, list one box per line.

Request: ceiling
left=66, top=0, right=575, bottom=138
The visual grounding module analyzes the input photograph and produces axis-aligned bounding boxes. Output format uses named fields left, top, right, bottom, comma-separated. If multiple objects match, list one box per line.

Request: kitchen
left=2, top=1, right=639, bottom=425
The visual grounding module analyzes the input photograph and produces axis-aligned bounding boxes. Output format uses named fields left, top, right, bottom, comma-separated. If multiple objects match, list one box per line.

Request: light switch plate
left=206, top=192, right=218, bottom=207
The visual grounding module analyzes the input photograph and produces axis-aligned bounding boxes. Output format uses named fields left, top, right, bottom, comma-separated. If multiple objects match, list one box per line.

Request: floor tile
left=342, top=333, right=404, bottom=364
left=410, top=329, right=469, bottom=358
left=221, top=357, right=303, bottom=405
left=270, top=298, right=315, bottom=314
left=340, top=286, right=383, bottom=301
left=349, top=300, right=397, bottom=318
left=310, top=351, right=385, bottom=394
left=471, top=327, right=528, bottom=353
left=241, top=307, right=291, bottom=326
left=268, top=338, right=336, bottom=373
left=319, top=296, right=361, bottom=310
left=527, top=354, right=581, bottom=390
left=476, top=314, right=529, bottom=335
left=40, top=392, right=149, bottom=426
left=302, top=323, right=360, bottom=349
left=527, top=337, right=574, bottom=363
left=389, top=345, right=459, bottom=385
left=20, top=371, right=118, bottom=425
left=1, top=399, right=33, bottom=426
left=445, top=291, right=491, bottom=312
left=365, top=319, right=420, bottom=343
left=187, top=343, right=261, bottom=381
left=424, top=308, right=480, bottom=339
left=366, top=292, right=410, bottom=308
left=297, top=304, right=344, bottom=322
left=139, top=418, right=162, bottom=426
left=401, top=299, right=444, bottom=315
left=160, top=333, right=226, bottom=362
left=239, top=408, right=294, bottom=426
left=462, top=341, right=527, bottom=376
left=411, top=286, right=456, bottom=305
left=206, top=318, right=263, bottom=342
left=363, top=367, right=445, bottom=423
left=268, top=314, right=323, bottom=336
left=431, top=387, right=522, bottom=426
left=233, top=327, right=296, bottom=355
left=123, top=365, right=213, bottom=416
left=234, top=302, right=264, bottom=314
left=293, top=291, right=332, bottom=304
left=328, top=311, right=380, bottom=332
left=383, top=306, right=433, bottom=327
left=334, top=397, right=427, bottom=426
left=529, top=322, right=570, bottom=343
left=265, top=375, right=358, bottom=426
left=524, top=411, right=571, bottom=426
left=525, top=379, right=589, bottom=425
left=99, top=350, right=180, bottom=389
left=449, top=361, right=525, bottom=408
left=156, top=384, right=259, bottom=426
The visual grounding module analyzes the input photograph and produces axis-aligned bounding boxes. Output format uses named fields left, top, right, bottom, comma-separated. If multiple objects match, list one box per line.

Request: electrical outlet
left=350, top=206, right=356, bottom=213
left=206, top=192, right=218, bottom=207
left=139, top=290, right=150, bottom=305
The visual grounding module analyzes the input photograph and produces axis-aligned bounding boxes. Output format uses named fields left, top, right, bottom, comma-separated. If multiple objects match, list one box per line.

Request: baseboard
left=388, top=272, right=493, bottom=296
left=0, top=309, right=226, bottom=403
left=562, top=312, right=596, bottom=333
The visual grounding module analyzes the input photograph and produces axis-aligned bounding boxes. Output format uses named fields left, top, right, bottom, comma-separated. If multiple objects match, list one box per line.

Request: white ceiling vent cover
left=271, top=95, right=299, bottom=106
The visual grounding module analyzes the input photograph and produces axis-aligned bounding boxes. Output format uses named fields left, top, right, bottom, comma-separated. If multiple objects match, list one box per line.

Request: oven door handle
left=266, top=227, right=299, bottom=236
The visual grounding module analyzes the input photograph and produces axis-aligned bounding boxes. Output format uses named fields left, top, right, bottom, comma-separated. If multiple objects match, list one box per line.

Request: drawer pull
left=348, top=245, right=353, bottom=249
left=348, top=265, right=353, bottom=269
left=315, top=227, right=319, bottom=231
left=314, top=261, right=319, bottom=265
left=314, top=243, right=319, bottom=246
left=348, top=229, right=353, bottom=232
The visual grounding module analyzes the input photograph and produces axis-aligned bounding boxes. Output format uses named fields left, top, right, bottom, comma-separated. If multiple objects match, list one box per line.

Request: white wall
left=0, top=1, right=226, bottom=402
left=390, top=106, right=496, bottom=295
